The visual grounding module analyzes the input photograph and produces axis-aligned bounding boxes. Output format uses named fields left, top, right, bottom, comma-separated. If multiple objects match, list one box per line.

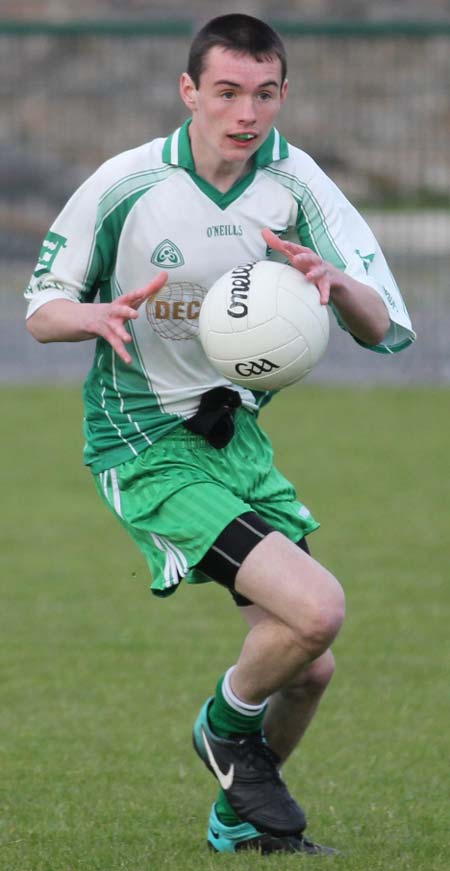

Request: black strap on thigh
left=196, top=511, right=275, bottom=588
left=183, top=387, right=242, bottom=449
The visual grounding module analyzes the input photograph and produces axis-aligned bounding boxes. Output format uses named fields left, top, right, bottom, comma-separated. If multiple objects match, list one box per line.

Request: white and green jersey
left=25, top=121, right=415, bottom=473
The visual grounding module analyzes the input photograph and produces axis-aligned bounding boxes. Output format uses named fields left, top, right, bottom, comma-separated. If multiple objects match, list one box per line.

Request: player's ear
left=280, top=78, right=288, bottom=104
left=180, top=72, right=198, bottom=111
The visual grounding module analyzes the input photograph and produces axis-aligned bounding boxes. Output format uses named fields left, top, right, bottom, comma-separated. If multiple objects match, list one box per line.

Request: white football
left=199, top=260, right=329, bottom=391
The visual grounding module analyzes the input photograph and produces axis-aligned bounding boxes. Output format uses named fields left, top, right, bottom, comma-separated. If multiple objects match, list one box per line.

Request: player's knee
left=300, top=580, right=345, bottom=657
left=281, top=650, right=336, bottom=701
left=299, top=649, right=336, bottom=692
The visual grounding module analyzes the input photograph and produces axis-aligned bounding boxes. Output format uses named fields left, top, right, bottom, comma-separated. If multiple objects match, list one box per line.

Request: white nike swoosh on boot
left=202, top=728, right=235, bottom=790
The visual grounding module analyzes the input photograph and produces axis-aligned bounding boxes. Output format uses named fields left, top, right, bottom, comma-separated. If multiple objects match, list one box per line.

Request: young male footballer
left=26, top=14, right=415, bottom=855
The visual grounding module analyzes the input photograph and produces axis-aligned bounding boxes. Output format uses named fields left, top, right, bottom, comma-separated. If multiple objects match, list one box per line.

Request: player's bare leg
left=230, top=532, right=344, bottom=703
left=262, top=651, right=336, bottom=761
left=193, top=531, right=344, bottom=842
left=241, top=604, right=336, bottom=761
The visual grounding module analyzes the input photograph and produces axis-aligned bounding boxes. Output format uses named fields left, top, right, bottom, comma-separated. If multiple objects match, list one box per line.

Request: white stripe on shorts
left=100, top=470, right=109, bottom=501
left=110, top=468, right=122, bottom=517
left=150, top=533, right=188, bottom=589
left=100, top=468, right=123, bottom=518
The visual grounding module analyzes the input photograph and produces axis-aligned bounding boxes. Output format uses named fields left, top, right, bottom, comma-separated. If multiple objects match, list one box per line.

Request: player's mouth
left=228, top=132, right=258, bottom=145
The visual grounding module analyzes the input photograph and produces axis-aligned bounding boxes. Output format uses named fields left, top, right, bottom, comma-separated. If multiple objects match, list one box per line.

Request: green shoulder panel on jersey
left=83, top=165, right=177, bottom=295
left=262, top=165, right=347, bottom=270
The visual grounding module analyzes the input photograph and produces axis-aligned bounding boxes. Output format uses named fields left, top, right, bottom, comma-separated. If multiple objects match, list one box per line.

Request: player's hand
left=90, top=271, right=167, bottom=364
left=261, top=228, right=337, bottom=305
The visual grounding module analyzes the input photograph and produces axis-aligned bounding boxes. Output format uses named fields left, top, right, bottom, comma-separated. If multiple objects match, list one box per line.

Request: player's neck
left=198, top=161, right=252, bottom=194
left=196, top=158, right=253, bottom=192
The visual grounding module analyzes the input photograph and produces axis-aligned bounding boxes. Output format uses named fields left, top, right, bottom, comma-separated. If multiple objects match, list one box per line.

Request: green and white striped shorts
left=93, top=408, right=319, bottom=597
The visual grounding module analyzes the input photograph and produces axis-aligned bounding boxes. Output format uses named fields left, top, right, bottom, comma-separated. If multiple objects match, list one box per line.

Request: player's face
left=180, top=47, right=288, bottom=176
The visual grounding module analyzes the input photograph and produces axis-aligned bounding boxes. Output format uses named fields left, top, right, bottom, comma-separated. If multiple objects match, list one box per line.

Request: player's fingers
left=141, top=270, right=168, bottom=298
left=306, top=264, right=327, bottom=281
left=111, top=323, right=133, bottom=343
left=105, top=318, right=134, bottom=343
left=290, top=244, right=317, bottom=256
left=103, top=329, right=133, bottom=364
left=313, top=276, right=331, bottom=304
left=306, top=263, right=333, bottom=304
left=127, top=271, right=168, bottom=308
left=261, top=228, right=301, bottom=255
left=110, top=303, right=140, bottom=321
left=289, top=253, right=316, bottom=274
left=261, top=227, right=284, bottom=250
left=262, top=228, right=318, bottom=258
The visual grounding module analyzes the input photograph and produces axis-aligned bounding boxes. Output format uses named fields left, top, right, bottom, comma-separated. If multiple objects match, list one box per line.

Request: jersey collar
left=162, top=119, right=289, bottom=170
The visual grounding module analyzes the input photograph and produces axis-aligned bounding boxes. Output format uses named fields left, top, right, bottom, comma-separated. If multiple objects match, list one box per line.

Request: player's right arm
left=27, top=276, right=167, bottom=365
left=25, top=147, right=167, bottom=364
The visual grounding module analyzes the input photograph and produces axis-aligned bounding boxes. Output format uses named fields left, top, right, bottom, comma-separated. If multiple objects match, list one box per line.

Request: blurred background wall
left=1, top=1, right=449, bottom=383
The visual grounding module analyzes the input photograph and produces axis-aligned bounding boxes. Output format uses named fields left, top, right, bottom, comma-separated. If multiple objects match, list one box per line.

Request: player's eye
left=258, top=91, right=274, bottom=101
left=220, top=91, right=236, bottom=100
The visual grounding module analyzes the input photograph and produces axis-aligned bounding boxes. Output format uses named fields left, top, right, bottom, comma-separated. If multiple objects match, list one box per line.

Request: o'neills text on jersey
left=206, top=224, right=243, bottom=238
left=227, top=263, right=255, bottom=318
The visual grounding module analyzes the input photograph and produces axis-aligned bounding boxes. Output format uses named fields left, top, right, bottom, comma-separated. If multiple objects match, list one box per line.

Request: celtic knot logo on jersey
left=235, top=359, right=281, bottom=377
left=146, top=282, right=206, bottom=340
left=151, top=239, right=185, bottom=268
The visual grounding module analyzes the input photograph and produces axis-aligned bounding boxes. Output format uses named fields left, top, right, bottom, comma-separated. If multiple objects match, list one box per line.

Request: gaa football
left=199, top=260, right=330, bottom=391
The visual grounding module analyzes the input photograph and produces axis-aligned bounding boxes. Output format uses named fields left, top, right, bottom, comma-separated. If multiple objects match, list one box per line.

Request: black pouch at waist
left=183, top=387, right=242, bottom=449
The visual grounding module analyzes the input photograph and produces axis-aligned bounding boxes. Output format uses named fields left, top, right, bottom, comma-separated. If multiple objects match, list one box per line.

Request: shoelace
left=234, top=733, right=282, bottom=780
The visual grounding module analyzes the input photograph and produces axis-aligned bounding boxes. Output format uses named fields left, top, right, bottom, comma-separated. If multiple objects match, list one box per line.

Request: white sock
left=222, top=665, right=268, bottom=716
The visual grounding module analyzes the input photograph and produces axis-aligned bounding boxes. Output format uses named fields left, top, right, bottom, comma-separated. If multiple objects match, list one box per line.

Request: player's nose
left=237, top=96, right=257, bottom=125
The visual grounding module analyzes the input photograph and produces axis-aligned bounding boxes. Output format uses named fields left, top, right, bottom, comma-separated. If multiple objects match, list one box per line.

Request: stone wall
left=1, top=2, right=449, bottom=382
left=1, top=23, right=449, bottom=218
left=2, top=0, right=450, bottom=23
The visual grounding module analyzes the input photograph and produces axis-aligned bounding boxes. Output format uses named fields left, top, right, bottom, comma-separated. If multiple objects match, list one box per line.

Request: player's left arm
left=262, top=229, right=389, bottom=345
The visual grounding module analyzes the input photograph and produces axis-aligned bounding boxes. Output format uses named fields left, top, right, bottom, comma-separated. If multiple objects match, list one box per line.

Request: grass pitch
left=1, top=385, right=448, bottom=871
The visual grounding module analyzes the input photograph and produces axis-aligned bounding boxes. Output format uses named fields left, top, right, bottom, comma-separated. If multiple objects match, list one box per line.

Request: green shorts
left=93, top=408, right=319, bottom=597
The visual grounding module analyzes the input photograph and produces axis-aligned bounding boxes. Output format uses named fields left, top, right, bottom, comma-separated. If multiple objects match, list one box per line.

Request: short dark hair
left=187, top=14, right=287, bottom=88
